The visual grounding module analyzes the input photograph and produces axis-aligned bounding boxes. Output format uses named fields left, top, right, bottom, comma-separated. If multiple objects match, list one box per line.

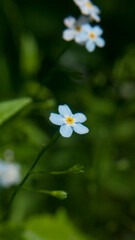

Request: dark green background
left=0, top=0, right=135, bottom=240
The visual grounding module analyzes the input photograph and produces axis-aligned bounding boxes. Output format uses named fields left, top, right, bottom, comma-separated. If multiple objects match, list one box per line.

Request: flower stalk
left=0, top=131, right=60, bottom=222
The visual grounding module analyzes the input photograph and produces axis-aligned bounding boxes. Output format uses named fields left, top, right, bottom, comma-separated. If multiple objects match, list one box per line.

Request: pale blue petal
left=49, top=113, right=65, bottom=125
left=95, top=37, right=105, bottom=47
left=0, top=161, right=7, bottom=177
left=91, top=12, right=101, bottom=22
left=82, top=23, right=92, bottom=32
left=93, top=5, right=101, bottom=14
left=93, top=26, right=103, bottom=36
left=60, top=124, right=73, bottom=138
left=58, top=104, right=73, bottom=117
left=73, top=123, right=89, bottom=134
left=0, top=161, right=6, bottom=171
left=86, top=40, right=96, bottom=52
left=64, top=16, right=76, bottom=28
left=75, top=32, right=88, bottom=43
left=73, top=113, right=87, bottom=123
left=62, top=29, right=76, bottom=41
left=73, top=0, right=82, bottom=6
left=80, top=6, right=90, bottom=15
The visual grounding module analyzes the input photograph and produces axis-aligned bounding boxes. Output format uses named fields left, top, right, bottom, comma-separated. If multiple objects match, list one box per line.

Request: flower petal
left=80, top=6, right=91, bottom=15
left=73, top=123, right=89, bottom=134
left=82, top=23, right=92, bottom=32
left=95, top=37, right=105, bottom=47
left=60, top=124, right=73, bottom=138
left=49, top=113, right=65, bottom=125
left=73, top=113, right=87, bottom=123
left=62, top=29, right=76, bottom=41
left=86, top=40, right=96, bottom=52
left=64, top=16, right=76, bottom=28
left=75, top=32, right=88, bottom=43
left=90, top=12, right=101, bottom=22
left=73, top=0, right=82, bottom=7
left=58, top=104, right=73, bottom=117
left=93, top=5, right=101, bottom=14
left=93, top=26, right=103, bottom=36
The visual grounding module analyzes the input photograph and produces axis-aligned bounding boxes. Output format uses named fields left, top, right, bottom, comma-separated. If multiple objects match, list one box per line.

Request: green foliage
left=0, top=98, right=32, bottom=126
left=20, top=34, right=40, bottom=75
left=0, top=0, right=135, bottom=240
left=113, top=45, right=135, bottom=82
left=0, top=223, right=24, bottom=240
left=0, top=211, right=91, bottom=240
left=23, top=211, right=89, bottom=240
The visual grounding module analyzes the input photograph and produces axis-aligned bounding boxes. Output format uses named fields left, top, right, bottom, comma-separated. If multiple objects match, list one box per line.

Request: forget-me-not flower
left=62, top=16, right=89, bottom=43
left=49, top=104, right=89, bottom=138
left=73, top=0, right=101, bottom=22
left=76, top=24, right=105, bottom=52
left=0, top=159, right=21, bottom=188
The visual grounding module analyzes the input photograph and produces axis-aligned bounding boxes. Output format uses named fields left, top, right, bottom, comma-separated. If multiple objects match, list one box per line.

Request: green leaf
left=20, top=34, right=40, bottom=75
left=0, top=97, right=32, bottom=126
left=23, top=231, right=45, bottom=240
left=24, top=210, right=90, bottom=240
left=0, top=223, right=24, bottom=240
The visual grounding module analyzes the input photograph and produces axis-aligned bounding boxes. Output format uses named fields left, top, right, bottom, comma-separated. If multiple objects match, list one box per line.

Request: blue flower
left=62, top=16, right=89, bottom=43
left=76, top=24, right=105, bottom=52
left=49, top=104, right=89, bottom=138
left=73, top=0, right=101, bottom=22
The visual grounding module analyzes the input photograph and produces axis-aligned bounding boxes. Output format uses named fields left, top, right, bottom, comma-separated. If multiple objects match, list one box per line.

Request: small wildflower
left=0, top=159, right=21, bottom=188
left=49, top=104, right=89, bottom=138
left=76, top=24, right=105, bottom=52
left=73, top=0, right=101, bottom=22
left=62, top=16, right=89, bottom=43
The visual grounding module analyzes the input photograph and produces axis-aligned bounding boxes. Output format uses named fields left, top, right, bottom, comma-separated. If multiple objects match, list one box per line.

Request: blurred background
left=0, top=0, right=135, bottom=239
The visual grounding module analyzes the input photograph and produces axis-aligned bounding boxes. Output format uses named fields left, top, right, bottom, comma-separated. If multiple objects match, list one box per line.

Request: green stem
left=22, top=187, right=67, bottom=200
left=0, top=131, right=60, bottom=222
left=30, top=164, right=84, bottom=175
left=51, top=170, right=70, bottom=175
left=30, top=170, right=69, bottom=175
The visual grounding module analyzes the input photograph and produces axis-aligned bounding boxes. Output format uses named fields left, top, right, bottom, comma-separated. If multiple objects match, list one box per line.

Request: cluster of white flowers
left=62, top=0, right=105, bottom=52
left=0, top=157, right=21, bottom=188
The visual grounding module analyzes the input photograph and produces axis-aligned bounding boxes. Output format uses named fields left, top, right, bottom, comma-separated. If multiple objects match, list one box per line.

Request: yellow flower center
left=86, top=2, right=92, bottom=8
left=89, top=33, right=96, bottom=38
left=75, top=25, right=82, bottom=32
left=66, top=117, right=74, bottom=124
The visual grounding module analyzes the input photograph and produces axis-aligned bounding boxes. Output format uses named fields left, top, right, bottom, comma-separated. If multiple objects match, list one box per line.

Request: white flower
left=73, top=0, right=101, bottom=22
left=49, top=104, right=89, bottom=138
left=76, top=24, right=105, bottom=52
left=0, top=160, right=21, bottom=188
left=62, top=16, right=89, bottom=43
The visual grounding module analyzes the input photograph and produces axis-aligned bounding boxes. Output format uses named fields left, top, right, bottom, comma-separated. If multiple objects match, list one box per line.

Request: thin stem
left=51, top=170, right=69, bottom=175
left=30, top=170, right=69, bottom=175
left=22, top=186, right=55, bottom=196
left=30, top=164, right=84, bottom=175
left=0, top=131, right=60, bottom=222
